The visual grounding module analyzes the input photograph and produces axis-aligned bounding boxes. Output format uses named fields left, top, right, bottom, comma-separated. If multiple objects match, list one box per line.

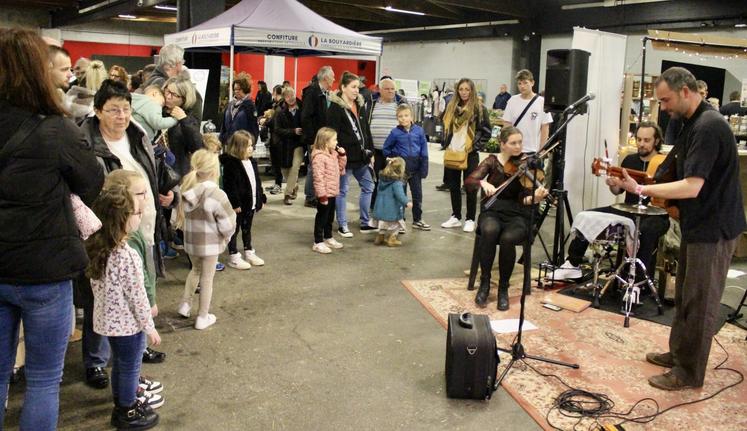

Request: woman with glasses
left=163, top=75, right=203, bottom=177
left=0, top=28, right=104, bottom=430
left=79, top=79, right=175, bottom=392
left=108, top=65, right=128, bottom=86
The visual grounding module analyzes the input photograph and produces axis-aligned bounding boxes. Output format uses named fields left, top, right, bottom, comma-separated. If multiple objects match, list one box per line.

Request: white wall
left=380, top=38, right=513, bottom=104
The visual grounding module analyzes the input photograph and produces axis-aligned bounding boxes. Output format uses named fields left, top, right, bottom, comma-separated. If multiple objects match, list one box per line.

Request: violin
left=503, top=154, right=547, bottom=191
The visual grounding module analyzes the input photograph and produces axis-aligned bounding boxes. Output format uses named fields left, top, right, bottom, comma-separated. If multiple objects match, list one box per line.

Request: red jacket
left=311, top=148, right=346, bottom=200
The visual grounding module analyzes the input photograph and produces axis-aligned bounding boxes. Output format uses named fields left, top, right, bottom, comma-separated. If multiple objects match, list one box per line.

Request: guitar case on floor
left=445, top=312, right=499, bottom=400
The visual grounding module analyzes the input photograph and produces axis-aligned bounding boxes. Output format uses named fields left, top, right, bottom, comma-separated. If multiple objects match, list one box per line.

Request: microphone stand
left=493, top=153, right=579, bottom=391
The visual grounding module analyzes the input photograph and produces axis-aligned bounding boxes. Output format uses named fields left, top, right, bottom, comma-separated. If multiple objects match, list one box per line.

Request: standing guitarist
left=551, top=121, right=670, bottom=281
left=614, top=67, right=746, bottom=391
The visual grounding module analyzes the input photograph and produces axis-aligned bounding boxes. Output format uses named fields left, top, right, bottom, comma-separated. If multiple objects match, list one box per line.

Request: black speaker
left=544, top=49, right=590, bottom=112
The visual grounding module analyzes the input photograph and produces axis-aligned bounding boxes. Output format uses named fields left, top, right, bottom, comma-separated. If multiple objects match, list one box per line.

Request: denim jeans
left=0, top=280, right=73, bottom=431
left=108, top=332, right=145, bottom=407
left=403, top=173, right=423, bottom=222
left=82, top=299, right=110, bottom=369
left=336, top=165, right=374, bottom=229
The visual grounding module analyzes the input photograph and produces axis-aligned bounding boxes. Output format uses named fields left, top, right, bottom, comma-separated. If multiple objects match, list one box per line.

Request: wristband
left=635, top=184, right=644, bottom=196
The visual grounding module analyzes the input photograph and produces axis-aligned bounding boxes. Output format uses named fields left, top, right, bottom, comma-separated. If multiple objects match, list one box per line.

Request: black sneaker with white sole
left=359, top=225, right=377, bottom=234
left=412, top=220, right=431, bottom=231
left=337, top=227, right=353, bottom=238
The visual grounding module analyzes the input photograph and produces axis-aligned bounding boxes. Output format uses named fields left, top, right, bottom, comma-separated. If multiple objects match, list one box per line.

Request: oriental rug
left=402, top=272, right=747, bottom=431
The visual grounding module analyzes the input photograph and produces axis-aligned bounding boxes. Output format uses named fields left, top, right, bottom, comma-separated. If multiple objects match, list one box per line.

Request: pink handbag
left=70, top=194, right=101, bottom=240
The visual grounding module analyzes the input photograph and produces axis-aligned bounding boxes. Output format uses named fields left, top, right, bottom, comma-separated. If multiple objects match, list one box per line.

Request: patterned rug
left=402, top=272, right=747, bottom=431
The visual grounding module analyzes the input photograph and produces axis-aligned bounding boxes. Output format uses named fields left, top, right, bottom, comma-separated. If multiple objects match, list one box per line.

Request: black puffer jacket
left=0, top=102, right=104, bottom=284
left=300, top=81, right=328, bottom=147
left=326, top=93, right=373, bottom=169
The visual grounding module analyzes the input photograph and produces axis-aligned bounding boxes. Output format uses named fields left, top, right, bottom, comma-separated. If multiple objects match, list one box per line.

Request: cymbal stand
left=601, top=198, right=663, bottom=327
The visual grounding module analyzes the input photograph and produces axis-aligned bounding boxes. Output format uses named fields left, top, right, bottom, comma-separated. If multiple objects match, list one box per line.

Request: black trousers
left=314, top=198, right=336, bottom=243
left=670, top=238, right=735, bottom=386
left=567, top=206, right=669, bottom=278
left=228, top=210, right=254, bottom=254
left=370, top=149, right=387, bottom=210
left=269, top=143, right=283, bottom=185
left=477, top=210, right=529, bottom=285
left=444, top=151, right=479, bottom=221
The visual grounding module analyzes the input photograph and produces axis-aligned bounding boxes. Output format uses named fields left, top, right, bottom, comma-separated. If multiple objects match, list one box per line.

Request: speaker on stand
left=535, top=49, right=590, bottom=269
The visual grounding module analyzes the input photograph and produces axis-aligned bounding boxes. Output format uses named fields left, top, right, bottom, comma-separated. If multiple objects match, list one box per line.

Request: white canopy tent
left=163, top=0, right=383, bottom=97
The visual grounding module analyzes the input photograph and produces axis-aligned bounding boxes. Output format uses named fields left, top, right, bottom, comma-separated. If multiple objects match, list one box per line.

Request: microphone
left=564, top=93, right=596, bottom=112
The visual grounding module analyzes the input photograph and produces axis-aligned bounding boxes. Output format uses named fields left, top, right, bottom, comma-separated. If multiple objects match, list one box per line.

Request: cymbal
left=611, top=203, right=667, bottom=216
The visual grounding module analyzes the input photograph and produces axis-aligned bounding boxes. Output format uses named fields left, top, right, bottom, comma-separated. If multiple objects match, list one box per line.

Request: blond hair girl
left=176, top=149, right=236, bottom=330
left=372, top=157, right=411, bottom=247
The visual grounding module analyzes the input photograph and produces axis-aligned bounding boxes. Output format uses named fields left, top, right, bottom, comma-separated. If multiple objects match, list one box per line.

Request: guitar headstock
left=591, top=158, right=608, bottom=177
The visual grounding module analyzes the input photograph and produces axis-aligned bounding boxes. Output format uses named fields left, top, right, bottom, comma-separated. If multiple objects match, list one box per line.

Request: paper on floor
left=727, top=269, right=745, bottom=279
left=490, top=319, right=538, bottom=334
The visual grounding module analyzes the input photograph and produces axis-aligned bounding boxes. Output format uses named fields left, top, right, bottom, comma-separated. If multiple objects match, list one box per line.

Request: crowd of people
left=1, top=24, right=745, bottom=431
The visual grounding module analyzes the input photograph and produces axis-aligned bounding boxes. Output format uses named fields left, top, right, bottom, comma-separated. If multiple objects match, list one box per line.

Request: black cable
left=521, top=336, right=744, bottom=431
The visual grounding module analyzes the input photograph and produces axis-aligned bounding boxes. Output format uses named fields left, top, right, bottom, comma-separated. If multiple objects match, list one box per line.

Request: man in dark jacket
left=274, top=87, right=305, bottom=205
left=719, top=90, right=746, bottom=116
left=301, top=66, right=335, bottom=206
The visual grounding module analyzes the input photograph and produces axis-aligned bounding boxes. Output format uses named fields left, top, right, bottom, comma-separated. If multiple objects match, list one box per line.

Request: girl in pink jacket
left=311, top=127, right=347, bottom=254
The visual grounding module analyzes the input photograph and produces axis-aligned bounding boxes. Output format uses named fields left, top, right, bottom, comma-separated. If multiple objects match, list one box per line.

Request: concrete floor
left=6, top=147, right=747, bottom=430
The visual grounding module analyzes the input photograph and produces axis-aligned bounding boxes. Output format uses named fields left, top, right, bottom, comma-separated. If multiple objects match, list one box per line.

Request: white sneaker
left=312, top=242, right=332, bottom=254
left=244, top=249, right=265, bottom=266
left=227, top=252, right=251, bottom=270
left=324, top=238, right=344, bottom=249
left=136, top=388, right=164, bottom=409
left=194, top=313, right=217, bottom=330
left=441, top=216, right=462, bottom=228
left=463, top=220, right=476, bottom=232
left=177, top=301, right=191, bottom=318
left=550, top=260, right=583, bottom=280
left=138, top=376, right=163, bottom=394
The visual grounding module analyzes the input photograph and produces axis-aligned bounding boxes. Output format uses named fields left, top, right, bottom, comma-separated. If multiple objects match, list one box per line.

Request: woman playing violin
left=464, top=127, right=549, bottom=310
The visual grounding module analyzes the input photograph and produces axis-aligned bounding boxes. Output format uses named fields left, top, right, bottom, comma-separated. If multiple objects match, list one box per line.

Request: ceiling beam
left=430, top=0, right=527, bottom=18
left=534, top=0, right=747, bottom=34
left=300, top=1, right=407, bottom=25
left=424, top=0, right=463, bottom=17
left=51, top=0, right=169, bottom=27
left=312, top=0, right=468, bottom=21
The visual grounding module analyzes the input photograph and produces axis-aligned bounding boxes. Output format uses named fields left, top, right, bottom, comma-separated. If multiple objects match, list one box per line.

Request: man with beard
left=551, top=121, right=670, bottom=281
left=615, top=67, right=745, bottom=390
left=49, top=45, right=73, bottom=92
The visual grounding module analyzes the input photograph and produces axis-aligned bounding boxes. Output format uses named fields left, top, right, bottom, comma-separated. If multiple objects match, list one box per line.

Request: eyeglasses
left=165, top=89, right=183, bottom=99
left=102, top=107, right=131, bottom=116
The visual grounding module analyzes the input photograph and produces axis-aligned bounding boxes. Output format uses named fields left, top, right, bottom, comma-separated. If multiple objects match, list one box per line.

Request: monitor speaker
left=544, top=49, right=590, bottom=112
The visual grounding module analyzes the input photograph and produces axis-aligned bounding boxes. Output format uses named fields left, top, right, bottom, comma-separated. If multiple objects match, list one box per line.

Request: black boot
left=475, top=278, right=490, bottom=308
left=111, top=400, right=159, bottom=430
left=497, top=284, right=510, bottom=311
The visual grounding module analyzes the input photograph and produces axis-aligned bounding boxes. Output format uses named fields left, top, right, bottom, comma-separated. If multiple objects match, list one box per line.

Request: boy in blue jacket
left=383, top=104, right=430, bottom=231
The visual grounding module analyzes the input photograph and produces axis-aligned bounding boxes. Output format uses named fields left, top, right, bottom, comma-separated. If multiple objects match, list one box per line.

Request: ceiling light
left=155, top=5, right=178, bottom=12
left=735, top=23, right=747, bottom=28
left=384, top=6, right=425, bottom=16
left=118, top=14, right=136, bottom=19
left=361, top=20, right=520, bottom=35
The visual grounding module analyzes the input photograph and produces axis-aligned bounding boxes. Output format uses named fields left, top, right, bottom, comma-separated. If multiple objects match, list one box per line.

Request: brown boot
left=283, top=196, right=293, bottom=205
left=374, top=233, right=385, bottom=245
left=386, top=233, right=402, bottom=247
left=648, top=371, right=696, bottom=391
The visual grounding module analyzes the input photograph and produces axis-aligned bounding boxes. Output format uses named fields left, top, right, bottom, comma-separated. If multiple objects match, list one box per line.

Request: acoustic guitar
left=591, top=155, right=679, bottom=220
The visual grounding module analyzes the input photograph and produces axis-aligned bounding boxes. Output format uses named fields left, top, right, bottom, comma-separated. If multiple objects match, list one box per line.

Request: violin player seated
left=551, top=121, right=671, bottom=281
left=464, top=126, right=549, bottom=310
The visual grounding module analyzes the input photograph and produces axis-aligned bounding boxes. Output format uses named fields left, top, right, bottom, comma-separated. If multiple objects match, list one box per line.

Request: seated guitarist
left=552, top=121, right=670, bottom=280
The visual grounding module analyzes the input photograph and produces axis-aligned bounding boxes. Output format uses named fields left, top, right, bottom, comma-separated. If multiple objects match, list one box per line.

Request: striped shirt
left=370, top=101, right=398, bottom=150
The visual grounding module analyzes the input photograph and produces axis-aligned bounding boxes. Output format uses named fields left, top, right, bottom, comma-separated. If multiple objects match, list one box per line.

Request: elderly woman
left=79, top=79, right=174, bottom=387
left=0, top=28, right=104, bottom=430
left=464, top=127, right=548, bottom=310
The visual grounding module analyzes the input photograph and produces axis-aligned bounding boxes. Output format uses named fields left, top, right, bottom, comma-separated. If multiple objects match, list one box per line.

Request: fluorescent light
left=118, top=14, right=136, bottom=19
left=384, top=6, right=425, bottom=16
left=361, top=20, right=520, bottom=35
left=735, top=23, right=747, bottom=28
left=155, top=4, right=178, bottom=12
